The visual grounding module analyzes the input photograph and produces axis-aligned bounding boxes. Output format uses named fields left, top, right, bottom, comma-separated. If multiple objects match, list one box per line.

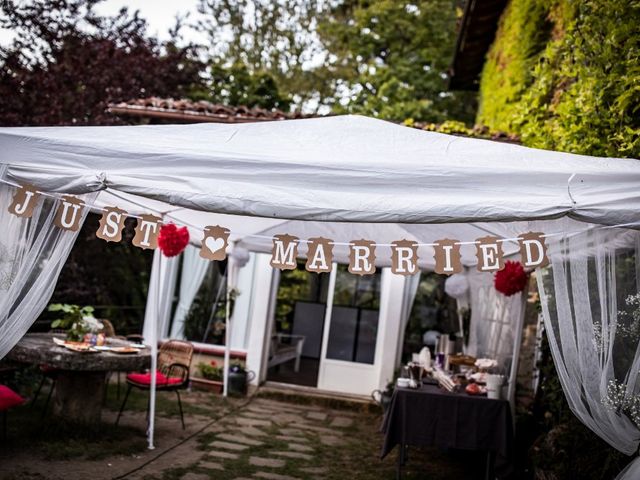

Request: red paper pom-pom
left=494, top=261, right=529, bottom=296
left=158, top=223, right=189, bottom=257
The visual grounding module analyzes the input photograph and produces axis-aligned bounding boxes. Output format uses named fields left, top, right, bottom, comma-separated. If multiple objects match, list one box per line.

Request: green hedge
left=477, top=0, right=640, bottom=158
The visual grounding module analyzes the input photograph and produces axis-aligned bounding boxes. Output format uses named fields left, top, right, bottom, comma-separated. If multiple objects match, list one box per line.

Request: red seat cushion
left=0, top=385, right=25, bottom=411
left=126, top=371, right=183, bottom=387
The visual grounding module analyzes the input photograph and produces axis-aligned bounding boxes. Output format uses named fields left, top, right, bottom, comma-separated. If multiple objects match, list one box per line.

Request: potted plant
left=48, top=304, right=103, bottom=342
left=194, top=360, right=224, bottom=393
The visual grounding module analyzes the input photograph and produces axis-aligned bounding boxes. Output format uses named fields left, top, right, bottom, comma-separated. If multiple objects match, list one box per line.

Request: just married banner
left=8, top=184, right=550, bottom=276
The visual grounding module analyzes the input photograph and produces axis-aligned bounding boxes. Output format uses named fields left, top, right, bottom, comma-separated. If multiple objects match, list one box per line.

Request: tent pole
left=507, top=292, right=527, bottom=422
left=223, top=253, right=235, bottom=398
left=147, top=250, right=161, bottom=450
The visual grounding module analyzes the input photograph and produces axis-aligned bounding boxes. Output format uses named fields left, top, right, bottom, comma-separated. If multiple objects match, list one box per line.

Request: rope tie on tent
left=567, top=173, right=577, bottom=210
left=95, top=171, right=108, bottom=189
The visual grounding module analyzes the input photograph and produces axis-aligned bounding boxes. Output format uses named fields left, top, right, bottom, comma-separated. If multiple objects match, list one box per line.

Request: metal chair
left=32, top=330, right=65, bottom=418
left=115, top=339, right=193, bottom=429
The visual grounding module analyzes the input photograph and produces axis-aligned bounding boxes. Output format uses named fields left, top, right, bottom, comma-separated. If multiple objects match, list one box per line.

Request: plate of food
left=93, top=345, right=112, bottom=352
left=63, top=343, right=98, bottom=353
left=465, top=383, right=487, bottom=396
left=110, top=346, right=139, bottom=354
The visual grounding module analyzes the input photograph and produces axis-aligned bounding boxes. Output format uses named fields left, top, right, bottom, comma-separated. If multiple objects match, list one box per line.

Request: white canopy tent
left=0, top=115, right=639, bottom=477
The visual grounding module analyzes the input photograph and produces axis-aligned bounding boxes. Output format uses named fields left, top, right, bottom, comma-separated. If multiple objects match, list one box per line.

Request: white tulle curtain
left=142, top=249, right=179, bottom=342
left=169, top=245, right=209, bottom=339
left=537, top=225, right=640, bottom=478
left=467, top=268, right=524, bottom=374
left=0, top=166, right=97, bottom=359
left=394, top=273, right=422, bottom=366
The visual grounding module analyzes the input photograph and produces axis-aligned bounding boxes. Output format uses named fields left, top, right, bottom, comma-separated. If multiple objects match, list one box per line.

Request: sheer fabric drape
left=467, top=269, right=523, bottom=375
left=169, top=245, right=209, bottom=339
left=537, top=225, right=640, bottom=478
left=142, top=249, right=179, bottom=342
left=0, top=166, right=97, bottom=359
left=395, top=273, right=422, bottom=366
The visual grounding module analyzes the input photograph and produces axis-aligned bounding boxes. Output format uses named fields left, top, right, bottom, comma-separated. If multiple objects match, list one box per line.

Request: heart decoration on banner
left=4, top=181, right=556, bottom=276
left=200, top=225, right=230, bottom=261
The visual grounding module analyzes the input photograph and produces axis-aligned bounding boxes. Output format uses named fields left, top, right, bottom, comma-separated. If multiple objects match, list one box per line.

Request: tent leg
left=175, top=390, right=185, bottom=429
left=31, top=375, right=46, bottom=408
left=507, top=293, right=527, bottom=422
left=115, top=384, right=132, bottom=426
left=40, top=379, right=55, bottom=422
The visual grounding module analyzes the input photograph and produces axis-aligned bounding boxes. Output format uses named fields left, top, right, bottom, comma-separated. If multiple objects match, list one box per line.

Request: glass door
left=266, top=262, right=330, bottom=387
left=317, top=264, right=382, bottom=394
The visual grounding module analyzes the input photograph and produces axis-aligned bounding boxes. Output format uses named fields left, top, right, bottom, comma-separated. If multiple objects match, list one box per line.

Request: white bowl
left=396, top=378, right=410, bottom=388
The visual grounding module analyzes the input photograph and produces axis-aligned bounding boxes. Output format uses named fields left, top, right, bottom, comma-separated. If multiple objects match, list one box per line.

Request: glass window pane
left=326, top=265, right=381, bottom=364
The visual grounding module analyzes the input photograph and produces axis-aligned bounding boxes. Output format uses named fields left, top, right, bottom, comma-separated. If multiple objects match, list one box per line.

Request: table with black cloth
left=381, top=384, right=513, bottom=479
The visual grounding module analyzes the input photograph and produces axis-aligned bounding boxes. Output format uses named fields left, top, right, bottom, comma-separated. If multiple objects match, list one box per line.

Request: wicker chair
left=100, top=319, right=117, bottom=338
left=115, top=340, right=194, bottom=429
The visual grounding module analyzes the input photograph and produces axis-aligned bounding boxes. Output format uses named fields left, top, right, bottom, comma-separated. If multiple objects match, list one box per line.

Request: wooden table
left=6, top=333, right=151, bottom=424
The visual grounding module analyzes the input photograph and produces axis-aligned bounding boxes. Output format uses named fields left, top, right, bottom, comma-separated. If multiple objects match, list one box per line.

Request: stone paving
left=177, top=397, right=361, bottom=480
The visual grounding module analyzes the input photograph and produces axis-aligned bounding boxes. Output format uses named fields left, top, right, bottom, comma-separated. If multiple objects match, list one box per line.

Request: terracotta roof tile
left=107, top=97, right=309, bottom=123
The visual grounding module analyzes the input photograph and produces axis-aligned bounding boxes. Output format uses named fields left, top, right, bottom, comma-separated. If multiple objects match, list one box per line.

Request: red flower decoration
left=157, top=223, right=189, bottom=257
left=494, top=261, right=529, bottom=296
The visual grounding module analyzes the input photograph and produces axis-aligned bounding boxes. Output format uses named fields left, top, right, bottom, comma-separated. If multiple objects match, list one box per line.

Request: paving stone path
left=178, top=397, right=361, bottom=480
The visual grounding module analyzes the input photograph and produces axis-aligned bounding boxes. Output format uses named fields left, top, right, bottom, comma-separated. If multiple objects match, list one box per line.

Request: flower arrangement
left=158, top=223, right=190, bottom=257
left=494, top=260, right=529, bottom=296
left=48, top=303, right=103, bottom=342
left=197, top=360, right=223, bottom=381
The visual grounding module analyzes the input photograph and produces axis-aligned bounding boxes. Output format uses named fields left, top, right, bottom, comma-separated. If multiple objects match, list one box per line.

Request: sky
left=0, top=0, right=203, bottom=47
left=93, top=0, right=202, bottom=41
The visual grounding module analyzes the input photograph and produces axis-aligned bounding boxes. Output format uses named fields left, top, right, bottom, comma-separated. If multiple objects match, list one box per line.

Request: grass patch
left=102, top=381, right=232, bottom=418
left=2, top=400, right=146, bottom=461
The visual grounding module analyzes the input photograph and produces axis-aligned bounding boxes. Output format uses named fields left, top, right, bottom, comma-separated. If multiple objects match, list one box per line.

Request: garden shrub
left=478, top=0, right=640, bottom=158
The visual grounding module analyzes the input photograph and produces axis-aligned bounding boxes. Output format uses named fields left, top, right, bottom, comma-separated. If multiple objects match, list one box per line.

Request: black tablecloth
left=381, top=385, right=513, bottom=477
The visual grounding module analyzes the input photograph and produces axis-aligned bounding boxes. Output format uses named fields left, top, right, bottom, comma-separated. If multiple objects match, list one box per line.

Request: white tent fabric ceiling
left=1, top=115, right=639, bottom=231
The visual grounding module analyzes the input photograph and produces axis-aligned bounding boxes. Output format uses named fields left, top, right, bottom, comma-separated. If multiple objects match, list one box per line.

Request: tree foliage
left=317, top=0, right=476, bottom=123
left=477, top=0, right=640, bottom=158
left=195, top=0, right=475, bottom=122
left=0, top=0, right=204, bottom=126
left=195, top=0, right=332, bottom=111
